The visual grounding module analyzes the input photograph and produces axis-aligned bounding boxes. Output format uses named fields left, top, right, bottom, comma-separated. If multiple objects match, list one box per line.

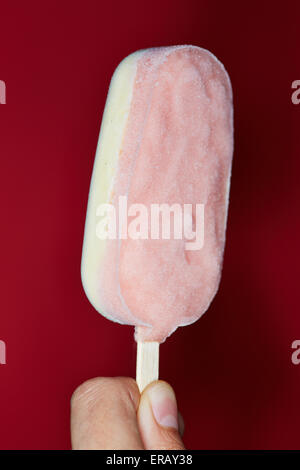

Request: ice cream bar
left=81, top=46, right=233, bottom=382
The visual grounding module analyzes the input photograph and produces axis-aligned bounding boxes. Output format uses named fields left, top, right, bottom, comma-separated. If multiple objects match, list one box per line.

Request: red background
left=0, top=0, right=299, bottom=450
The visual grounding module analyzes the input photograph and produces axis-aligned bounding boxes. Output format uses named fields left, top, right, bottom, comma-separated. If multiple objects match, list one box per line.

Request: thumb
left=71, top=377, right=144, bottom=449
left=137, top=380, right=185, bottom=450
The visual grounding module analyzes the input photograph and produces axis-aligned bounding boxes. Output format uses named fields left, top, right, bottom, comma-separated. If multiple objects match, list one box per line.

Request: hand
left=71, top=377, right=185, bottom=450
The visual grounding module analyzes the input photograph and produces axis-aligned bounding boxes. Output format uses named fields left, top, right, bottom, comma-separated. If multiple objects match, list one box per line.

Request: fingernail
left=147, top=382, right=178, bottom=430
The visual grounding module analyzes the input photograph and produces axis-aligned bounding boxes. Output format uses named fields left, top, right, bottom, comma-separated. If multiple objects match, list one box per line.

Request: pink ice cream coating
left=98, top=46, right=233, bottom=342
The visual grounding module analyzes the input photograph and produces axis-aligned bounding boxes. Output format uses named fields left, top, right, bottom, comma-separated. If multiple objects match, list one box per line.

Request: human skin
left=71, top=378, right=185, bottom=450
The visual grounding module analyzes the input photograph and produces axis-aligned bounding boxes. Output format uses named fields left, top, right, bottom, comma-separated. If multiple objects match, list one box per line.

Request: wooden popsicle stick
left=136, top=341, right=159, bottom=393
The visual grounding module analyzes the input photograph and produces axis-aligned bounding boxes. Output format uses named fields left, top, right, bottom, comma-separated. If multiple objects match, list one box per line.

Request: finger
left=71, top=377, right=144, bottom=450
left=137, top=380, right=185, bottom=450
left=178, top=411, right=185, bottom=437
